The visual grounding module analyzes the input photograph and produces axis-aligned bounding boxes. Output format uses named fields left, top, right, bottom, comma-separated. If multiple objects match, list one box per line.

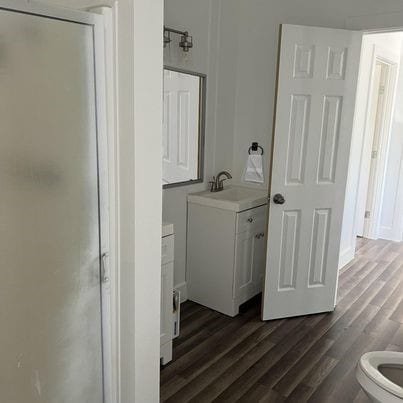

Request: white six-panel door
left=262, top=25, right=362, bottom=320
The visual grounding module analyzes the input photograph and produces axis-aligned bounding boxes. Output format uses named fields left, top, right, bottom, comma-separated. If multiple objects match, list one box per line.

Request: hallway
left=161, top=238, right=403, bottom=402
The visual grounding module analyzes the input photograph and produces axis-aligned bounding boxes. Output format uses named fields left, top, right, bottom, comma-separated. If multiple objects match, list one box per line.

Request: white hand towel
left=243, top=154, right=264, bottom=183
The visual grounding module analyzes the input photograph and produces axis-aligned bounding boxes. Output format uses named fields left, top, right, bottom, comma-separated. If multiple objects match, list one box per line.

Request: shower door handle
left=101, top=252, right=110, bottom=283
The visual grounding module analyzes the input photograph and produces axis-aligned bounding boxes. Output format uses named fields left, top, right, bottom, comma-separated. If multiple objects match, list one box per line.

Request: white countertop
left=162, top=222, right=174, bottom=237
left=188, top=186, right=268, bottom=212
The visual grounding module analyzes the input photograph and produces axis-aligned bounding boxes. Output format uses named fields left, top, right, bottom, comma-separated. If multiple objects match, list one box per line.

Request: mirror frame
left=163, top=66, right=207, bottom=189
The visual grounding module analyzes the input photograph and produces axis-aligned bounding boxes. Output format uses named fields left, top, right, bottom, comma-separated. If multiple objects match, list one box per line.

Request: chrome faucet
left=209, top=171, right=232, bottom=192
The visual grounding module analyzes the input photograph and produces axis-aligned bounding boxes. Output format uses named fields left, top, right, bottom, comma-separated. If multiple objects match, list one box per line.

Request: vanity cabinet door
left=161, top=261, right=174, bottom=346
left=234, top=222, right=267, bottom=305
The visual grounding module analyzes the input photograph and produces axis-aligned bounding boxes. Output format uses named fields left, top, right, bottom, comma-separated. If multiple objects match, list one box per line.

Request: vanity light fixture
left=164, top=26, right=193, bottom=52
left=179, top=33, right=193, bottom=52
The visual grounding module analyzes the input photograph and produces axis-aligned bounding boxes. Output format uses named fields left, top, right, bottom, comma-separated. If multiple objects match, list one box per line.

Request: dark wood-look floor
left=161, top=238, right=403, bottom=402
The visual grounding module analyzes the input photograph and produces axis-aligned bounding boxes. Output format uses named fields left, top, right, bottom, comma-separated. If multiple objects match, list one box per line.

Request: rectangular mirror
left=162, top=67, right=206, bottom=188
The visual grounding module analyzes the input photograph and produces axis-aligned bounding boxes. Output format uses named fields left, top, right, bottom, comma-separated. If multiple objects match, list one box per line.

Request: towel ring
left=248, top=142, right=264, bottom=155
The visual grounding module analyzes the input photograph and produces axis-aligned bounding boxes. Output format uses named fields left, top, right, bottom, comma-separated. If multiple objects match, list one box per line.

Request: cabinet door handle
left=247, top=217, right=254, bottom=223
left=255, top=233, right=260, bottom=239
left=261, top=233, right=265, bottom=238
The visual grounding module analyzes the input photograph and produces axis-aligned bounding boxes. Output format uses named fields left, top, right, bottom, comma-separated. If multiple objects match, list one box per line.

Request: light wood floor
left=160, top=238, right=403, bottom=402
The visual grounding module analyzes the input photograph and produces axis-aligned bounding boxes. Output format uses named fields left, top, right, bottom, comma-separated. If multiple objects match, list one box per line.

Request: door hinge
left=379, top=85, right=385, bottom=95
left=371, top=150, right=378, bottom=159
left=365, top=210, right=371, bottom=219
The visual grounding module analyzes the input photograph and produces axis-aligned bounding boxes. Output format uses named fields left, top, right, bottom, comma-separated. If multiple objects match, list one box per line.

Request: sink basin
left=188, top=186, right=268, bottom=212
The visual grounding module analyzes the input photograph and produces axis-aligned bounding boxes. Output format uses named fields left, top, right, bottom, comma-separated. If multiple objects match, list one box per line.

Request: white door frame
left=88, top=5, right=119, bottom=403
left=0, top=1, right=117, bottom=402
left=355, top=45, right=399, bottom=239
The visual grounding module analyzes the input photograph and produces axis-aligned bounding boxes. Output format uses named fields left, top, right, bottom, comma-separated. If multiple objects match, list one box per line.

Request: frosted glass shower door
left=0, top=8, right=104, bottom=403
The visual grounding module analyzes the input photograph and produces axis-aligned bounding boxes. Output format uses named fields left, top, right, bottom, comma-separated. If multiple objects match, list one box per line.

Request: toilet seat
left=358, top=351, right=403, bottom=400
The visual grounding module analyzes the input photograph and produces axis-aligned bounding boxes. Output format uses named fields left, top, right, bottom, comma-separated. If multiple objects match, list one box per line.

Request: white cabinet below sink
left=187, top=202, right=268, bottom=316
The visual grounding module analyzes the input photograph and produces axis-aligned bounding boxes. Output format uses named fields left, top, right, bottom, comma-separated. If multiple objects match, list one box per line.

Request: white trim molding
left=87, top=4, right=120, bottom=403
left=175, top=281, right=188, bottom=303
left=116, top=0, right=164, bottom=402
left=339, top=247, right=356, bottom=270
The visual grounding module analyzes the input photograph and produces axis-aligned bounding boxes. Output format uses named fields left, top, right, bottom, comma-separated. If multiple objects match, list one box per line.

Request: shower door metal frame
left=0, top=1, right=114, bottom=402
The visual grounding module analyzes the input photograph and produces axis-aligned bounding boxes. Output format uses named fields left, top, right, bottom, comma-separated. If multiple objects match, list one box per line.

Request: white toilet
left=356, top=351, right=403, bottom=402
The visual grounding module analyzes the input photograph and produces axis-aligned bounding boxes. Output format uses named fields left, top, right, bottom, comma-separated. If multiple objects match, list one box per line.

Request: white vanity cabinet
left=161, top=223, right=174, bottom=365
left=187, top=202, right=268, bottom=317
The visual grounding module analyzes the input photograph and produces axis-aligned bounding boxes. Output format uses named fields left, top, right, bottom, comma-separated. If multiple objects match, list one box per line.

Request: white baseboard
left=339, top=247, right=355, bottom=270
left=174, top=282, right=188, bottom=303
left=379, top=227, right=402, bottom=242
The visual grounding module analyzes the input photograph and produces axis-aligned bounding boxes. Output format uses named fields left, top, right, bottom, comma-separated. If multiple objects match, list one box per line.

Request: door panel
left=262, top=25, right=362, bottom=320
left=318, top=95, right=342, bottom=183
left=235, top=231, right=255, bottom=299
left=286, top=95, right=310, bottom=184
left=308, top=208, right=331, bottom=286
left=235, top=223, right=266, bottom=304
left=278, top=210, right=300, bottom=290
left=0, top=9, right=103, bottom=402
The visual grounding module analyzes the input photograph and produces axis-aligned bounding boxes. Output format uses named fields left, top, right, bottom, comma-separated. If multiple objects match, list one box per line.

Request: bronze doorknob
left=273, top=193, right=285, bottom=205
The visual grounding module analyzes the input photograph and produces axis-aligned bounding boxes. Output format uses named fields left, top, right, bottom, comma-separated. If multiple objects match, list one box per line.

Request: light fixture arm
left=164, top=26, right=188, bottom=36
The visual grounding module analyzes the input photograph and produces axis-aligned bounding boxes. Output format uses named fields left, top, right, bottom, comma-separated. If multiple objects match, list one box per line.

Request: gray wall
left=163, top=0, right=239, bottom=295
